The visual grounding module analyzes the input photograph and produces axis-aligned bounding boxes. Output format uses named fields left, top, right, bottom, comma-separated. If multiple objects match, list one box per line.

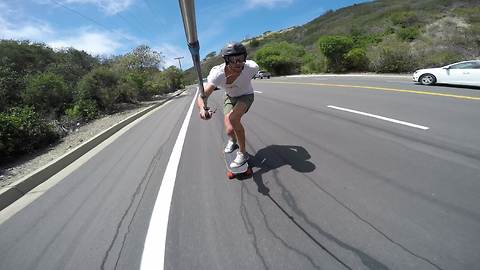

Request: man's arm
left=197, top=82, right=216, bottom=109
left=197, top=82, right=217, bottom=120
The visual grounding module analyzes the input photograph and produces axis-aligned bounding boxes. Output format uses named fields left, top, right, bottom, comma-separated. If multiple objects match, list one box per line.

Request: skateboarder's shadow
left=246, top=145, right=315, bottom=195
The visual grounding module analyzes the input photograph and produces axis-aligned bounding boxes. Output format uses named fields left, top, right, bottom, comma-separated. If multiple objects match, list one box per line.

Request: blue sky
left=0, top=0, right=368, bottom=69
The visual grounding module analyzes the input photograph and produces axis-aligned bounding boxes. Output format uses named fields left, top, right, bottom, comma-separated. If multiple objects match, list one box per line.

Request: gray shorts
left=223, top=94, right=254, bottom=115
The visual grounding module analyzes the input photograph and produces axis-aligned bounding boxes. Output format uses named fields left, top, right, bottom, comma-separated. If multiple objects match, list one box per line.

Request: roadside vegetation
left=0, top=41, right=184, bottom=164
left=184, top=0, right=479, bottom=81
left=2, top=0, right=479, bottom=165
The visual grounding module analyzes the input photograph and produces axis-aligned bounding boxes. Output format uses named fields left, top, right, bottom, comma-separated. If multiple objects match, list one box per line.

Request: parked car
left=413, top=60, right=480, bottom=87
left=254, top=70, right=271, bottom=79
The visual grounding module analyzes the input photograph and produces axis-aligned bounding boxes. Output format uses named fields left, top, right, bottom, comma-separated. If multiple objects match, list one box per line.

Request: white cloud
left=246, top=0, right=294, bottom=9
left=62, top=0, right=134, bottom=15
left=154, top=43, right=193, bottom=70
left=0, top=2, right=136, bottom=56
left=48, top=30, right=124, bottom=55
left=0, top=19, right=54, bottom=41
left=0, top=3, right=54, bottom=40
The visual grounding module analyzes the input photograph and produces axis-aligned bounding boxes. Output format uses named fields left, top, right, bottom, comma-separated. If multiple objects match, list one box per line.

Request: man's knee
left=229, top=112, right=242, bottom=125
left=231, top=121, right=244, bottom=132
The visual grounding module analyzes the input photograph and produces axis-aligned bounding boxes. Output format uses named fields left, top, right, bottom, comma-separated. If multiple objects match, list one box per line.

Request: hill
left=184, top=0, right=480, bottom=82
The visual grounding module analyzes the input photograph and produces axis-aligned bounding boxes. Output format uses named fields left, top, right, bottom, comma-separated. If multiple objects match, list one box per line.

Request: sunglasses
left=225, top=54, right=246, bottom=64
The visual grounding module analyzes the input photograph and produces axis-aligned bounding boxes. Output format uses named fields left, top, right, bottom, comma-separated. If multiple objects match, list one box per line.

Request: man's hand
left=199, top=107, right=212, bottom=120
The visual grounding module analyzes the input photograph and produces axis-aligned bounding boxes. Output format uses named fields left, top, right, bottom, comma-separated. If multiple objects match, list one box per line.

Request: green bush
left=255, top=41, right=305, bottom=75
left=76, top=67, right=120, bottom=113
left=301, top=52, right=327, bottom=74
left=250, top=39, right=260, bottom=48
left=368, top=41, right=417, bottom=73
left=345, top=48, right=369, bottom=71
left=162, top=66, right=184, bottom=92
left=420, top=50, right=464, bottom=68
left=317, top=36, right=354, bottom=72
left=46, top=48, right=99, bottom=89
left=64, top=99, right=98, bottom=123
left=397, top=27, right=420, bottom=41
left=0, top=106, right=58, bottom=163
left=22, top=72, right=70, bottom=117
left=0, top=63, right=23, bottom=112
left=390, top=11, right=420, bottom=28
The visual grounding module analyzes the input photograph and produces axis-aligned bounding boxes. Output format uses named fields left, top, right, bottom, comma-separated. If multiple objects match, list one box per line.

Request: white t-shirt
left=207, top=60, right=259, bottom=97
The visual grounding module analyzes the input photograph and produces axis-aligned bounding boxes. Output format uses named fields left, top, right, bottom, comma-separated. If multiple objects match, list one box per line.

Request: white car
left=413, top=60, right=480, bottom=87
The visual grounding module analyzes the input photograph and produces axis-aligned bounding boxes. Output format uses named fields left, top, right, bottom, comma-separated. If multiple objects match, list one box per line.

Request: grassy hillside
left=184, top=0, right=480, bottom=82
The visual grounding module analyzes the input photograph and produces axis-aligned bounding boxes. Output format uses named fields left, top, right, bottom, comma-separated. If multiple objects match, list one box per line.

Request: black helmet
left=221, top=42, right=247, bottom=58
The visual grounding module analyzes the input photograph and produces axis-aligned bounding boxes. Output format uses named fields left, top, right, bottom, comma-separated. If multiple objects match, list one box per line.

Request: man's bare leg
left=225, top=102, right=248, bottom=153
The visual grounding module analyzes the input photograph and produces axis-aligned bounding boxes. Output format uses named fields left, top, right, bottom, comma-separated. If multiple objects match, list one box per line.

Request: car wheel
left=419, top=74, right=436, bottom=85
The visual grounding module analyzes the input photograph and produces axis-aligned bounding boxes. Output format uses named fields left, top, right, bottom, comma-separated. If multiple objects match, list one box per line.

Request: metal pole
left=174, top=56, right=184, bottom=70
left=178, top=0, right=207, bottom=106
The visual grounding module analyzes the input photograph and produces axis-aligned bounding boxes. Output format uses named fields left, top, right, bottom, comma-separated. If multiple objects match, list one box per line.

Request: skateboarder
left=197, top=41, right=259, bottom=168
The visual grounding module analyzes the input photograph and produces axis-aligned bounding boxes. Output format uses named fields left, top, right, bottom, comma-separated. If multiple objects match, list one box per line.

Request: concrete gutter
left=0, top=89, right=186, bottom=211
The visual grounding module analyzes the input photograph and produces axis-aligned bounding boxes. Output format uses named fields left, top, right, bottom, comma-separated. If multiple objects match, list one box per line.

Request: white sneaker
left=224, top=139, right=237, bottom=153
left=230, top=152, right=249, bottom=168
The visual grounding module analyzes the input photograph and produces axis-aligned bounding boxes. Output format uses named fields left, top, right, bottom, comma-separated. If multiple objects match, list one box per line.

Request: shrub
left=301, top=52, right=327, bottom=74
left=345, top=48, right=369, bottom=71
left=390, top=11, right=420, bottom=28
left=64, top=99, right=99, bottom=123
left=255, top=42, right=305, bottom=75
left=0, top=106, right=58, bottom=163
left=22, top=72, right=70, bottom=117
left=76, top=67, right=120, bottom=113
left=317, top=36, right=354, bottom=72
left=0, top=63, right=23, bottom=111
left=397, top=27, right=420, bottom=41
left=368, top=41, right=417, bottom=73
left=250, top=39, right=260, bottom=48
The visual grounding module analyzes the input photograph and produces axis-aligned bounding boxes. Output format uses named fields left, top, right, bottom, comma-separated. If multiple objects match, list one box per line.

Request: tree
left=250, top=39, right=260, bottom=48
left=0, top=40, right=56, bottom=76
left=118, top=45, right=164, bottom=72
left=254, top=42, right=305, bottom=75
left=345, top=48, right=369, bottom=71
left=0, top=106, right=58, bottom=163
left=47, top=48, right=99, bottom=89
left=162, top=66, right=184, bottom=92
left=368, top=40, right=417, bottom=73
left=22, top=72, right=69, bottom=117
left=203, top=51, right=216, bottom=61
left=76, top=67, right=120, bottom=113
left=0, top=63, right=23, bottom=111
left=317, top=36, right=354, bottom=72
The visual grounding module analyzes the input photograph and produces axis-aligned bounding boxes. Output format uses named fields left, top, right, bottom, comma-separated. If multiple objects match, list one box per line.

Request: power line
left=141, top=0, right=166, bottom=27
left=49, top=0, right=139, bottom=45
left=115, top=12, right=151, bottom=37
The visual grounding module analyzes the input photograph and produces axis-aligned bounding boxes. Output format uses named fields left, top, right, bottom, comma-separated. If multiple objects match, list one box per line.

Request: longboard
left=224, top=148, right=252, bottom=179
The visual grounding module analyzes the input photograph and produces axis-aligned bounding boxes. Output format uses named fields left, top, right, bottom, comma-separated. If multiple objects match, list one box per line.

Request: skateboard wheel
left=227, top=171, right=235, bottom=179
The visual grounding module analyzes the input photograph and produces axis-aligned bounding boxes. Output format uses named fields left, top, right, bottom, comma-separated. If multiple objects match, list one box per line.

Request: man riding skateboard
left=197, top=41, right=259, bottom=168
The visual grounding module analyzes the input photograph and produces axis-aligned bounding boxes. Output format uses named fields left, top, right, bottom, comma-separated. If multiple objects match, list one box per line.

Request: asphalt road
left=1, top=75, right=479, bottom=270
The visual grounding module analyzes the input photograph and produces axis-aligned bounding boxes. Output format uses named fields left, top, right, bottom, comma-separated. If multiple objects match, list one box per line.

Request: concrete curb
left=0, top=89, right=186, bottom=211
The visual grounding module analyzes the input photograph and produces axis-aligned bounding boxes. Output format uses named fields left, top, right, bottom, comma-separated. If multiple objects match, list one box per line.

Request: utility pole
left=174, top=56, right=184, bottom=70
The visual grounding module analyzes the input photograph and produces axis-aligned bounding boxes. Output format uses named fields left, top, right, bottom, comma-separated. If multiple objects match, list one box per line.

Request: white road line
left=140, top=89, right=198, bottom=270
left=287, top=74, right=411, bottom=78
left=328, top=105, right=430, bottom=130
left=385, top=80, right=411, bottom=83
left=254, top=91, right=263, bottom=94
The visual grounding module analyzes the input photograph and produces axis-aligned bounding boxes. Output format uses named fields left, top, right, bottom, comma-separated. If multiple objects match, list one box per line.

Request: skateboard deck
left=224, top=148, right=252, bottom=179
